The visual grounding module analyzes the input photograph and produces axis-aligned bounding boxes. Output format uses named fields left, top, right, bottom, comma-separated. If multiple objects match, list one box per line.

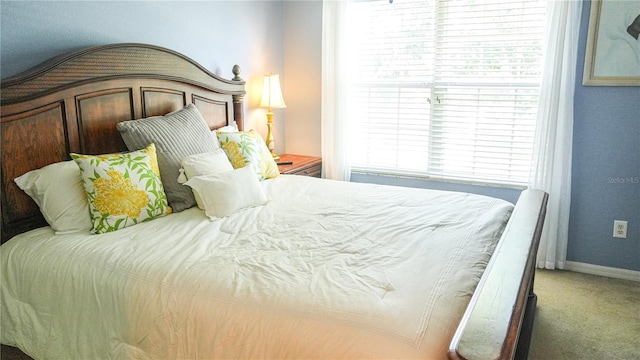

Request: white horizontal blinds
left=350, top=0, right=436, bottom=82
left=432, top=0, right=546, bottom=184
left=352, top=86, right=433, bottom=171
left=350, top=0, right=437, bottom=174
left=349, top=0, right=547, bottom=185
left=434, top=0, right=547, bottom=84
left=431, top=86, right=540, bottom=183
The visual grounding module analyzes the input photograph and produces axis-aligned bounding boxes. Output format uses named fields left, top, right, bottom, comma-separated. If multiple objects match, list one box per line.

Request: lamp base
left=265, top=112, right=279, bottom=161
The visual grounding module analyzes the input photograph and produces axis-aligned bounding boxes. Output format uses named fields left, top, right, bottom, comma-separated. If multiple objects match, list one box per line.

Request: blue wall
left=569, top=0, right=640, bottom=272
left=0, top=1, right=284, bottom=79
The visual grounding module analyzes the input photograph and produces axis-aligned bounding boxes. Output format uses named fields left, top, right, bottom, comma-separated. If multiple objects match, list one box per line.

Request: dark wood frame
left=0, top=43, right=547, bottom=360
left=449, top=189, right=547, bottom=360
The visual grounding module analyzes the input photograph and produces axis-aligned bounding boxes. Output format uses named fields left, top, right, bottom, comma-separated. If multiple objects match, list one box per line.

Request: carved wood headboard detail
left=1, top=43, right=246, bottom=242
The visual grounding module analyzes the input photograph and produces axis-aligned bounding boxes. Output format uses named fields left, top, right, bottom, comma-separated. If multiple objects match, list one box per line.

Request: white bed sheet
left=1, top=175, right=513, bottom=359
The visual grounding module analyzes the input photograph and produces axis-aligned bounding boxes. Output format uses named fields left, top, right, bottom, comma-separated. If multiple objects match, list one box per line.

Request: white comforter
left=1, top=175, right=513, bottom=359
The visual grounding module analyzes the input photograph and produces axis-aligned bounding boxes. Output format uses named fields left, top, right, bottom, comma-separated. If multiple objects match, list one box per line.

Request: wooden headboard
left=1, top=43, right=246, bottom=242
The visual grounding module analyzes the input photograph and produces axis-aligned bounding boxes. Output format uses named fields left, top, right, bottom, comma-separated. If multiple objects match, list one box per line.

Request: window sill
left=350, top=168, right=528, bottom=191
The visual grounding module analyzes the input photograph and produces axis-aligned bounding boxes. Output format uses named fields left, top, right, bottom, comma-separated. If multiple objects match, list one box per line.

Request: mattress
left=1, top=175, right=513, bottom=359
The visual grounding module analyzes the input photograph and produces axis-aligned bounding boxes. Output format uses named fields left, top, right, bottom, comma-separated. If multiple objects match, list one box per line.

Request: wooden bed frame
left=0, top=43, right=548, bottom=360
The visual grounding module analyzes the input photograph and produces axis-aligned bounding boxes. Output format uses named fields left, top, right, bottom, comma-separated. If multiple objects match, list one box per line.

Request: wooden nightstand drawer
left=277, top=154, right=322, bottom=178
left=286, top=163, right=321, bottom=177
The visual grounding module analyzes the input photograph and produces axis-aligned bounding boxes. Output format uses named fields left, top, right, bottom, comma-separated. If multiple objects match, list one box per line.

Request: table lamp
left=259, top=74, right=286, bottom=160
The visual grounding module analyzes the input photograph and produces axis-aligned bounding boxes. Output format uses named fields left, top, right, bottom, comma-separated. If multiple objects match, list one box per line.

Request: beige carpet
left=2, top=269, right=639, bottom=360
left=529, top=269, right=640, bottom=360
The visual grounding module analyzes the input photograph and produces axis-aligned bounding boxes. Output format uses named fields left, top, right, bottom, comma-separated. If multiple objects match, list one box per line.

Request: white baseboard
left=564, top=261, right=640, bottom=282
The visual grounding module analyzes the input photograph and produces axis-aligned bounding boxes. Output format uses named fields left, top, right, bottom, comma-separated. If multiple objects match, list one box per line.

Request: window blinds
left=348, top=0, right=547, bottom=186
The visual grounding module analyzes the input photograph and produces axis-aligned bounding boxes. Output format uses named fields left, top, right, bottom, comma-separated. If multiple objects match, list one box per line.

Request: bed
left=0, top=43, right=548, bottom=360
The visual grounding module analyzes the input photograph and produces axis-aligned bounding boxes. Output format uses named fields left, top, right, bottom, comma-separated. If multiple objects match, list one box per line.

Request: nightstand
left=277, top=154, right=322, bottom=178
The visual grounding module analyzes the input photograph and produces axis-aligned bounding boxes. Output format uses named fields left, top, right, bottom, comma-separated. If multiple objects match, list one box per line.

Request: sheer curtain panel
left=529, top=0, right=582, bottom=270
left=321, top=0, right=351, bottom=181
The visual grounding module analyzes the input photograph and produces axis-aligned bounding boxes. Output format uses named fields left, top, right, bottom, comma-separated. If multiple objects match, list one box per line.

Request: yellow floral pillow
left=71, top=143, right=172, bottom=234
left=216, top=129, right=279, bottom=180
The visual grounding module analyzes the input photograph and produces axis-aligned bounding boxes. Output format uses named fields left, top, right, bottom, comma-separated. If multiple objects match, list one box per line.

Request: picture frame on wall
left=582, top=0, right=640, bottom=86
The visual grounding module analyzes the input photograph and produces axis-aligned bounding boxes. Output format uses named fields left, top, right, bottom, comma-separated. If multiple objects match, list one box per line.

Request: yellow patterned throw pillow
left=71, top=143, right=171, bottom=234
left=216, top=129, right=279, bottom=180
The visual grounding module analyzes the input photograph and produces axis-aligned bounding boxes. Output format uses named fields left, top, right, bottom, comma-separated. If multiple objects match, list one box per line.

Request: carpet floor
left=529, top=269, right=640, bottom=360
left=2, top=269, right=638, bottom=359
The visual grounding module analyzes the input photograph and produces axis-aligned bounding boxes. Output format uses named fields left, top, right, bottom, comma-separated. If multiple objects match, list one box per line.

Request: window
left=347, top=0, right=548, bottom=186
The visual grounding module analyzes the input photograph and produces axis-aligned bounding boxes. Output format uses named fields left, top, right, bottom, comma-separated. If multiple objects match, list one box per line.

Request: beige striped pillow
left=117, top=104, right=219, bottom=212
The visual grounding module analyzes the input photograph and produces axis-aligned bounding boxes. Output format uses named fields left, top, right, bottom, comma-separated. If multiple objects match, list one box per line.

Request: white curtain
left=321, top=0, right=351, bottom=181
left=529, top=0, right=583, bottom=270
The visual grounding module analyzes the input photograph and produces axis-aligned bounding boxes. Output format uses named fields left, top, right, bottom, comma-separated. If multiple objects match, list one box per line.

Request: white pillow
left=14, top=161, right=92, bottom=234
left=180, top=149, right=234, bottom=209
left=183, top=166, right=268, bottom=219
left=215, top=121, right=239, bottom=134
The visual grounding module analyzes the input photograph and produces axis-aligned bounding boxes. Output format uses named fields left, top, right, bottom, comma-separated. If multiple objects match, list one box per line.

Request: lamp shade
left=259, top=74, right=286, bottom=110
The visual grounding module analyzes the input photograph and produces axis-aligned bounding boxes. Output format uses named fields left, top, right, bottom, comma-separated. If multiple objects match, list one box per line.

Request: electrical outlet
left=613, top=220, right=628, bottom=239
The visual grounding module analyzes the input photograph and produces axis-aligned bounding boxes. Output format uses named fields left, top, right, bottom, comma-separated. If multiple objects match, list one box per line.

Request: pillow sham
left=14, top=160, right=93, bottom=234
left=71, top=143, right=172, bottom=234
left=183, top=166, right=268, bottom=219
left=116, top=104, right=219, bottom=212
left=179, top=149, right=234, bottom=209
left=216, top=129, right=279, bottom=180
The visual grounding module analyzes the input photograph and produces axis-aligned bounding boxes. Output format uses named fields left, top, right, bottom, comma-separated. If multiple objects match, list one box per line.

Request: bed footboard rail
left=449, top=189, right=548, bottom=360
